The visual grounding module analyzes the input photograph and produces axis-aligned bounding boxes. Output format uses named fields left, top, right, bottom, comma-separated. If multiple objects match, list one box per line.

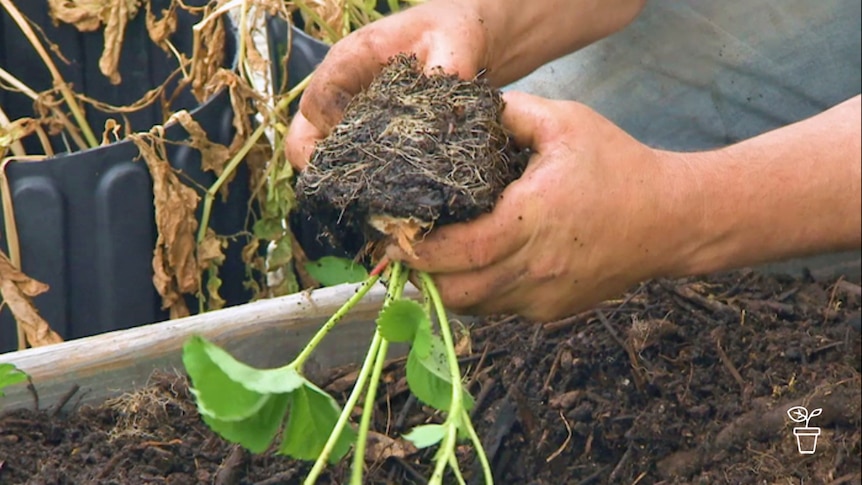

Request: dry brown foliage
left=48, top=0, right=144, bottom=85
left=129, top=128, right=202, bottom=319
left=0, top=249, right=63, bottom=348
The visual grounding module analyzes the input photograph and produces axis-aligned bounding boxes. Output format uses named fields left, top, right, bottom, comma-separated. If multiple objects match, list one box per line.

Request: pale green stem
left=238, top=0, right=249, bottom=81
left=349, top=0, right=384, bottom=21
left=419, top=271, right=432, bottom=315
left=350, top=262, right=404, bottom=485
left=461, top=407, right=493, bottom=484
left=195, top=121, right=264, bottom=244
left=449, top=454, right=467, bottom=485
left=293, top=0, right=340, bottom=42
left=195, top=72, right=313, bottom=244
left=350, top=338, right=389, bottom=483
left=304, top=331, right=383, bottom=484
left=430, top=423, right=459, bottom=485
left=420, top=272, right=464, bottom=484
left=341, top=0, right=351, bottom=38
left=293, top=274, right=381, bottom=369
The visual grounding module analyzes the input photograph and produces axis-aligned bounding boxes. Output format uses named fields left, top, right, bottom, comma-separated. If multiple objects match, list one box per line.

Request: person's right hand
left=285, top=0, right=492, bottom=169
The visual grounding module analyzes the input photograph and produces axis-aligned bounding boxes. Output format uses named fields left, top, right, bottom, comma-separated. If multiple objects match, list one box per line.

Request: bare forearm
left=473, top=0, right=647, bottom=86
left=664, top=95, right=862, bottom=277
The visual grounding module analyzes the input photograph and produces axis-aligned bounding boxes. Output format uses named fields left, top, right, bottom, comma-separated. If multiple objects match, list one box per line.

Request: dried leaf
left=0, top=118, right=38, bottom=150
left=205, top=270, right=225, bottom=311
left=173, top=111, right=231, bottom=175
left=207, top=69, right=261, bottom=155
left=198, top=228, right=226, bottom=271
left=364, top=431, right=418, bottom=461
left=49, top=0, right=142, bottom=85
left=145, top=0, right=177, bottom=51
left=369, top=215, right=430, bottom=258
left=454, top=326, right=472, bottom=357
left=130, top=130, right=200, bottom=319
left=0, top=250, right=63, bottom=348
left=190, top=10, right=226, bottom=102
left=100, top=118, right=122, bottom=145
left=100, top=0, right=141, bottom=84
left=244, top=36, right=268, bottom=75
left=48, top=0, right=105, bottom=31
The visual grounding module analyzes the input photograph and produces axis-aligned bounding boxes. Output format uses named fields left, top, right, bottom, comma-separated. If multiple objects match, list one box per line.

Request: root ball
left=296, top=53, right=527, bottom=254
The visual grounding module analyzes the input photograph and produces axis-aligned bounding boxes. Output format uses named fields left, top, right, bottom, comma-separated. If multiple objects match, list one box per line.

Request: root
left=296, top=53, right=527, bottom=253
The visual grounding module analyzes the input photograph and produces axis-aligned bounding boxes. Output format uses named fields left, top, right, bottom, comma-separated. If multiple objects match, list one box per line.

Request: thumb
left=500, top=91, right=557, bottom=151
left=285, top=111, right=326, bottom=170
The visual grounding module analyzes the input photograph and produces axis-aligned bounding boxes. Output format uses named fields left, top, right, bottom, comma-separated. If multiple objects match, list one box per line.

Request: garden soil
left=1, top=271, right=860, bottom=485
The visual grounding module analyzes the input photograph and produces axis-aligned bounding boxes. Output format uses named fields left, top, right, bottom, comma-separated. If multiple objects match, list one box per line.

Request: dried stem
left=0, top=66, right=88, bottom=152
left=0, top=0, right=98, bottom=149
left=0, top=107, right=26, bottom=157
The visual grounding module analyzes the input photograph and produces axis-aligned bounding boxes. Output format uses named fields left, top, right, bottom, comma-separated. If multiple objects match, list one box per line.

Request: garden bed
left=1, top=270, right=860, bottom=484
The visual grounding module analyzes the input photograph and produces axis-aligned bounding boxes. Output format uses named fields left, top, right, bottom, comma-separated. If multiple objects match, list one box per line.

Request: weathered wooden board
left=0, top=282, right=414, bottom=412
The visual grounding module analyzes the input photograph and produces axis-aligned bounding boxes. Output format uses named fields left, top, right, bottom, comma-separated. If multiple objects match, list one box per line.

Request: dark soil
left=1, top=271, right=860, bottom=485
left=296, top=54, right=526, bottom=255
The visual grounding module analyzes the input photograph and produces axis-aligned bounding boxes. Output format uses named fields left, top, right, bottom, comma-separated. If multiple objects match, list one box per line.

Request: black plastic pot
left=0, top=7, right=329, bottom=352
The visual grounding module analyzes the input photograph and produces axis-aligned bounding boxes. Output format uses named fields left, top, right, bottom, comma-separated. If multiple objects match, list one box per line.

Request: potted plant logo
left=786, top=405, right=822, bottom=454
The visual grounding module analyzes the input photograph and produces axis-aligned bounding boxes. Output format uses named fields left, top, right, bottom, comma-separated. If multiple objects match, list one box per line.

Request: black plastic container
left=0, top=7, right=329, bottom=352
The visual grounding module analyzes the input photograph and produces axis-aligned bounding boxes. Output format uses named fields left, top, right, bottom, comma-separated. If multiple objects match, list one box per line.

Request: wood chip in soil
left=1, top=271, right=860, bottom=485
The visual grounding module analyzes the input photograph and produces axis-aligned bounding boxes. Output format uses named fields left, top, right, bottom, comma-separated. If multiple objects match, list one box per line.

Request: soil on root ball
left=1, top=271, right=860, bottom=485
left=295, top=53, right=527, bottom=257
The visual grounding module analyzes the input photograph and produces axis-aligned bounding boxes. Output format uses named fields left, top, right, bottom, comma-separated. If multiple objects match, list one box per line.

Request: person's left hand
left=387, top=91, right=691, bottom=321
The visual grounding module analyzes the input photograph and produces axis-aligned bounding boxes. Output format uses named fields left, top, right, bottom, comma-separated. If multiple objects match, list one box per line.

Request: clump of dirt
left=296, top=53, right=527, bottom=255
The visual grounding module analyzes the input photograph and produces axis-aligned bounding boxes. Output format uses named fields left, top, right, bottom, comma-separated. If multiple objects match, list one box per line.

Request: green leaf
left=403, top=423, right=446, bottom=449
left=412, top=316, right=433, bottom=359
left=405, top=335, right=474, bottom=412
left=253, top=218, right=284, bottom=240
left=279, top=382, right=356, bottom=463
left=183, top=336, right=305, bottom=420
left=269, top=237, right=293, bottom=267
left=376, top=299, right=428, bottom=343
left=304, top=256, right=368, bottom=287
left=0, top=363, right=28, bottom=397
left=202, top=393, right=291, bottom=453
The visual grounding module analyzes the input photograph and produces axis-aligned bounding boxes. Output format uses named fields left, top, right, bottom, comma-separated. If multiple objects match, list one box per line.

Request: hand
left=285, top=0, right=648, bottom=169
left=388, top=91, right=686, bottom=321
left=285, top=0, right=491, bottom=169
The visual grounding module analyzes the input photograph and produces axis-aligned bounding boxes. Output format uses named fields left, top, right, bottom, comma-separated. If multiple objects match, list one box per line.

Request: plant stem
left=0, top=107, right=26, bottom=157
left=195, top=121, right=264, bottom=243
left=193, top=0, right=243, bottom=32
left=293, top=274, right=381, bottom=369
left=304, top=331, right=382, bottom=485
left=461, top=407, right=493, bottom=484
left=238, top=0, right=249, bottom=81
left=449, top=454, right=467, bottom=485
left=0, top=0, right=97, bottom=149
left=350, top=261, right=404, bottom=484
left=0, top=64, right=88, bottom=152
left=293, top=0, right=340, bottom=43
left=196, top=72, right=313, bottom=244
left=420, top=272, right=464, bottom=484
left=350, top=337, right=389, bottom=483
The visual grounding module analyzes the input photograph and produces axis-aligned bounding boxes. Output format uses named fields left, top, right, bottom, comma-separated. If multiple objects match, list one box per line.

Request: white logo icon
left=787, top=405, right=822, bottom=454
